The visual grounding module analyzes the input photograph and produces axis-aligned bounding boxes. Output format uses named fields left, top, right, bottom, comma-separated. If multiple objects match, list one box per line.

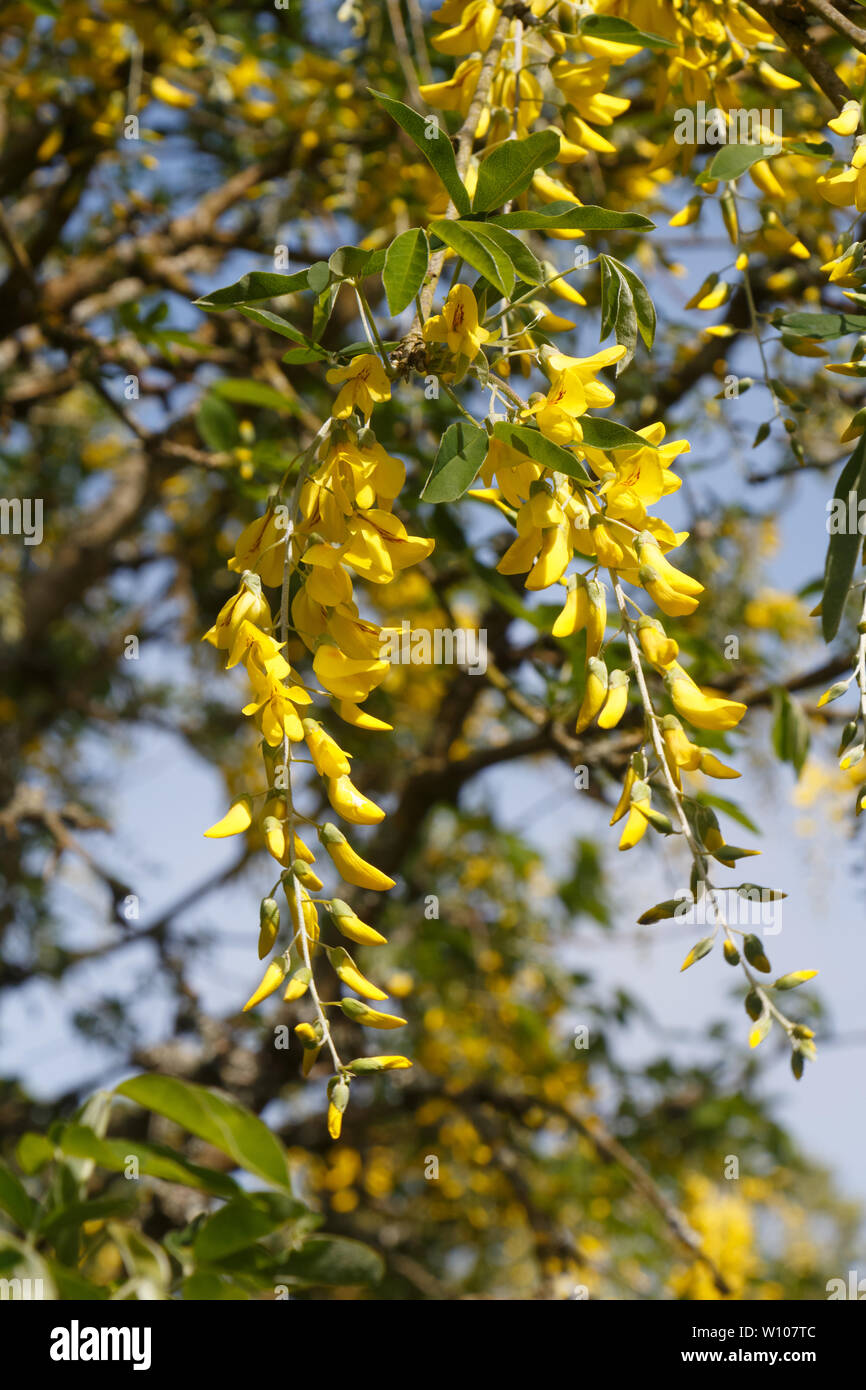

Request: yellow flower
left=319, top=822, right=396, bottom=890
left=203, top=576, right=272, bottom=650
left=341, top=509, right=434, bottom=583
left=637, top=617, right=678, bottom=668
left=575, top=657, right=608, bottom=733
left=551, top=58, right=630, bottom=127
left=529, top=374, right=587, bottom=444
left=326, top=353, right=392, bottom=420
left=328, top=946, right=388, bottom=1000
left=303, top=718, right=351, bottom=778
left=203, top=796, right=253, bottom=839
left=313, top=642, right=389, bottom=703
left=597, top=670, right=629, bottom=728
left=341, top=996, right=407, bottom=1029
left=666, top=668, right=747, bottom=732
left=226, top=621, right=290, bottom=679
left=829, top=101, right=862, bottom=137
left=228, top=511, right=287, bottom=587
left=552, top=574, right=589, bottom=638
left=327, top=773, right=386, bottom=825
left=243, top=958, right=287, bottom=1012
left=419, top=57, right=481, bottom=115
left=544, top=343, right=626, bottom=405
left=431, top=0, right=499, bottom=56
left=423, top=284, right=490, bottom=363
left=618, top=803, right=650, bottom=850
left=242, top=672, right=308, bottom=745
left=329, top=898, right=388, bottom=946
left=817, top=145, right=866, bottom=213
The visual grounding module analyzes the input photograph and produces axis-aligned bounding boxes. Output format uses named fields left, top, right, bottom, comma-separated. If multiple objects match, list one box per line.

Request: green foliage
left=0, top=1082, right=381, bottom=1299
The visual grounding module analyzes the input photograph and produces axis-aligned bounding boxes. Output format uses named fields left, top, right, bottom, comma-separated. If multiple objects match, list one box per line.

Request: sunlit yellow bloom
left=319, top=822, right=396, bottom=890
left=326, top=353, right=392, bottom=420
left=228, top=511, right=287, bottom=588
left=327, top=773, right=386, bottom=825
left=203, top=576, right=272, bottom=650
left=618, top=804, right=649, bottom=850
left=431, top=0, right=499, bottom=55
left=666, top=668, right=747, bottom=732
left=204, top=797, right=253, bottom=839
left=423, top=284, right=491, bottom=362
left=419, top=56, right=481, bottom=114
left=313, top=642, right=389, bottom=703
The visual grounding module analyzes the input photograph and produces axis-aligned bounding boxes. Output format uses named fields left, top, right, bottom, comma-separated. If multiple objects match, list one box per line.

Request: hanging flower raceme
left=203, top=396, right=431, bottom=1133
left=198, top=0, right=820, bottom=1129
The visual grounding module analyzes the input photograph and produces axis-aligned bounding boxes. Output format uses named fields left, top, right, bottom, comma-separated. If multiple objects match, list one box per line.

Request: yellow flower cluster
left=203, top=381, right=438, bottom=1135
left=198, top=0, right=827, bottom=1125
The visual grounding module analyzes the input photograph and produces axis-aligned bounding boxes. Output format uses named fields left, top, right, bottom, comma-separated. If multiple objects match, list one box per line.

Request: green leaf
left=370, top=90, right=471, bottom=214
left=492, top=421, right=591, bottom=482
left=46, top=1261, right=109, bottom=1300
left=776, top=311, right=866, bottom=340
left=116, top=1075, right=293, bottom=1191
left=306, top=261, right=332, bottom=295
left=57, top=1125, right=241, bottom=1200
left=211, top=379, right=300, bottom=414
left=469, top=222, right=544, bottom=285
left=282, top=346, right=332, bottom=365
left=752, top=420, right=771, bottom=448
left=327, top=245, right=386, bottom=281
left=472, top=130, right=561, bottom=213
left=491, top=202, right=653, bottom=231
left=196, top=394, right=239, bottom=452
left=383, top=228, right=430, bottom=315
left=602, top=255, right=655, bottom=352
left=698, top=793, right=759, bottom=836
left=710, top=844, right=762, bottom=863
left=311, top=283, right=339, bottom=342
left=579, top=13, right=677, bottom=49
left=705, top=143, right=779, bottom=181
left=237, top=304, right=327, bottom=355
left=194, top=270, right=311, bottom=310
left=183, top=1272, right=250, bottom=1300
left=194, top=1193, right=307, bottom=1264
left=737, top=882, right=786, bottom=901
left=771, top=688, right=811, bottom=776
left=580, top=417, right=656, bottom=451
left=275, top=1235, right=384, bottom=1287
left=422, top=420, right=488, bottom=502
left=428, top=219, right=514, bottom=296
left=339, top=338, right=401, bottom=358
left=15, top=1132, right=54, bottom=1175
left=39, top=1197, right=138, bottom=1240
left=785, top=139, right=834, bottom=158
left=600, top=256, right=636, bottom=370
left=0, top=1161, right=36, bottom=1231
left=636, top=898, right=686, bottom=925
left=822, top=433, right=866, bottom=641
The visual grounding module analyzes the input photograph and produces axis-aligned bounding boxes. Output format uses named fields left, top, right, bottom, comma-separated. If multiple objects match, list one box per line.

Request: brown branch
left=748, top=1, right=852, bottom=110
left=384, top=0, right=423, bottom=107
left=802, top=0, right=866, bottom=51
